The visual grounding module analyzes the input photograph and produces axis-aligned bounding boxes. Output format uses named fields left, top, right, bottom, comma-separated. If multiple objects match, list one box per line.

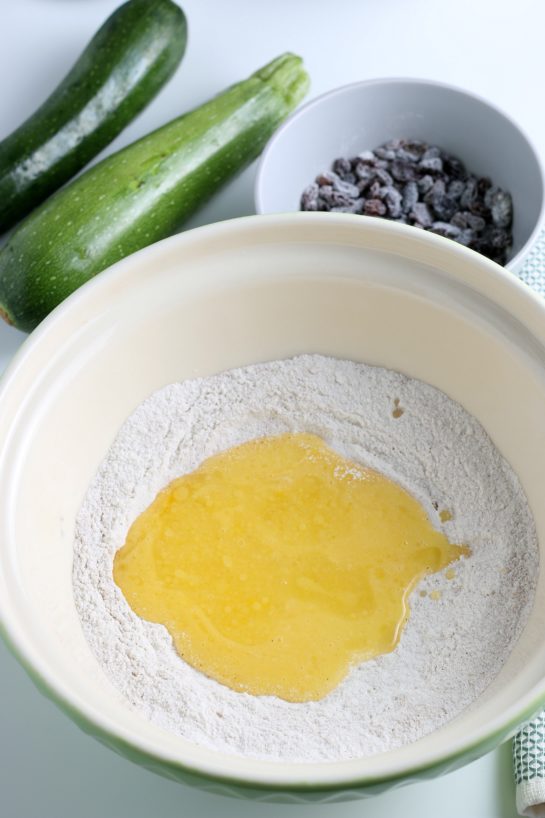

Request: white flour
left=73, top=355, right=538, bottom=762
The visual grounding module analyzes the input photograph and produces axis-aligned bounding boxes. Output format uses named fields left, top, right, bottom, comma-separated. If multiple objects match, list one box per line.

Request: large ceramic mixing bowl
left=1, top=213, right=545, bottom=802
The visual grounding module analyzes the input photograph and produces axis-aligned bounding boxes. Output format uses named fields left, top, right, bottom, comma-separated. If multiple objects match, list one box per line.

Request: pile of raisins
left=300, top=139, right=513, bottom=265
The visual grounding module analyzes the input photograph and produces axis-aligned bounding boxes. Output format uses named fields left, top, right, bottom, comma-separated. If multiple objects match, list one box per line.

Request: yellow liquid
left=114, top=433, right=468, bottom=702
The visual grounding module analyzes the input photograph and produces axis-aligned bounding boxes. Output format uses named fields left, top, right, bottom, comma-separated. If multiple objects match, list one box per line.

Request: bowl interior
left=255, top=80, right=544, bottom=270
left=2, top=214, right=545, bottom=789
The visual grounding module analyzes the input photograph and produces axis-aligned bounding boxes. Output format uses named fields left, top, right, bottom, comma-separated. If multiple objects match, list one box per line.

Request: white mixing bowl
left=1, top=214, right=545, bottom=801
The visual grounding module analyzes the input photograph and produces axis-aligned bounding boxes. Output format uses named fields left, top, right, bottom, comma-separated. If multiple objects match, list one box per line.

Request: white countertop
left=1, top=0, right=543, bottom=815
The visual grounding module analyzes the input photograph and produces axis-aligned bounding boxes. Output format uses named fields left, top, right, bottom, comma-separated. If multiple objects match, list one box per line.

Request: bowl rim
left=254, top=75, right=545, bottom=272
left=2, top=213, right=545, bottom=793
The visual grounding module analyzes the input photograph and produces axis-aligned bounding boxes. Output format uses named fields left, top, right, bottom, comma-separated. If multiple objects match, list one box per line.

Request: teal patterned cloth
left=512, top=235, right=545, bottom=817
left=514, top=714, right=545, bottom=816
left=518, top=231, right=545, bottom=294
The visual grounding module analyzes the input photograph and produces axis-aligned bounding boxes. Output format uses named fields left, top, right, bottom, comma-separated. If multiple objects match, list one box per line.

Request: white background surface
left=0, top=0, right=544, bottom=815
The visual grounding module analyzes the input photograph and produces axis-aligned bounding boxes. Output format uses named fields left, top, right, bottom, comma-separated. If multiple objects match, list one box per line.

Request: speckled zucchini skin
left=0, top=54, right=309, bottom=331
left=0, top=0, right=187, bottom=232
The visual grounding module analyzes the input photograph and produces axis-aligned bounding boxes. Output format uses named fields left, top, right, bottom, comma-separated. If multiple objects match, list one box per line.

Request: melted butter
left=114, top=433, right=469, bottom=702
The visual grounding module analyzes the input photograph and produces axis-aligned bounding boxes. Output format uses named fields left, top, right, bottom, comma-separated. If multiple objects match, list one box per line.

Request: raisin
left=400, top=139, right=427, bottom=157
left=334, top=192, right=358, bottom=207
left=447, top=180, right=465, bottom=200
left=301, top=183, right=319, bottom=211
left=355, top=163, right=374, bottom=182
left=423, top=146, right=441, bottom=160
left=411, top=202, right=433, bottom=228
left=357, top=178, right=372, bottom=194
left=431, top=221, right=461, bottom=239
left=375, top=168, right=394, bottom=186
left=391, top=160, right=418, bottom=182
left=384, top=187, right=403, bottom=218
left=418, top=175, right=434, bottom=195
left=402, top=181, right=419, bottom=213
left=356, top=150, right=376, bottom=164
left=469, top=200, right=491, bottom=219
left=431, top=193, right=457, bottom=221
left=396, top=146, right=424, bottom=163
left=486, top=188, right=513, bottom=228
left=478, top=177, right=492, bottom=197
left=368, top=180, right=382, bottom=199
left=420, top=156, right=444, bottom=174
left=486, top=226, right=511, bottom=249
left=463, top=211, right=486, bottom=232
left=364, top=199, right=387, bottom=216
left=317, top=184, right=335, bottom=202
left=450, top=212, right=468, bottom=229
left=424, top=179, right=446, bottom=204
left=456, top=229, right=475, bottom=246
left=460, top=178, right=478, bottom=208
left=375, top=146, right=396, bottom=160
left=331, top=199, right=364, bottom=214
left=443, top=154, right=467, bottom=180
left=332, top=157, right=352, bottom=177
left=335, top=179, right=360, bottom=198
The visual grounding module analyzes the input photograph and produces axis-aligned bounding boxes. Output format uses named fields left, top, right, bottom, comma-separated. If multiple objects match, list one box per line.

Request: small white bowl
left=255, top=78, right=545, bottom=272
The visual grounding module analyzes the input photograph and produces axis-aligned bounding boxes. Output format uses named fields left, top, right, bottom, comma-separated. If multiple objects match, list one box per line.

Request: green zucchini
left=0, top=53, right=309, bottom=332
left=0, top=0, right=187, bottom=232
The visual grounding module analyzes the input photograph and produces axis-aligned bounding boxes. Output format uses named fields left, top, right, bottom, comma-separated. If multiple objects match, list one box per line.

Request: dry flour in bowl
left=73, top=354, right=538, bottom=762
